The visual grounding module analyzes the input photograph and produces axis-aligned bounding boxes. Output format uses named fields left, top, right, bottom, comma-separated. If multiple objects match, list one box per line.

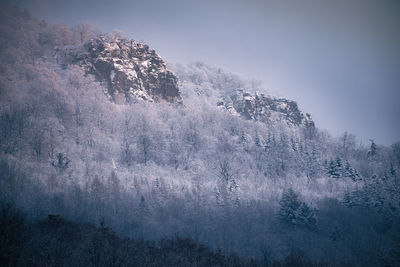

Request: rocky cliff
left=57, top=36, right=181, bottom=104
left=218, top=90, right=315, bottom=129
left=57, top=39, right=313, bottom=130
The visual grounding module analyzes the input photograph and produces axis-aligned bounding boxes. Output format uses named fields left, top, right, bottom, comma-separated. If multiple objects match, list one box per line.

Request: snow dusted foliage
left=278, top=188, right=317, bottom=230
left=1, top=6, right=400, bottom=265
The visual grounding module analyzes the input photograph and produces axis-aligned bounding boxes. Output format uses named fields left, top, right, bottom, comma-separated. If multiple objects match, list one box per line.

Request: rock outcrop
left=57, top=36, right=181, bottom=104
left=218, top=90, right=315, bottom=129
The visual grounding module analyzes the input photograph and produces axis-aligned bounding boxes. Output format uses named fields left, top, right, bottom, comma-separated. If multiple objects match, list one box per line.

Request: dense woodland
left=1, top=6, right=400, bottom=266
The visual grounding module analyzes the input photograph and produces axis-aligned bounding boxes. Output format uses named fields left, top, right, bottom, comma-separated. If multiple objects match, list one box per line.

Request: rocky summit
left=218, top=90, right=315, bottom=129
left=57, top=36, right=182, bottom=104
left=57, top=38, right=313, bottom=132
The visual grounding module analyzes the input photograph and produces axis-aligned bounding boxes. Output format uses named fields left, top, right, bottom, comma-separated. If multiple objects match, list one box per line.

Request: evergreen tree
left=344, top=161, right=359, bottom=180
left=342, top=191, right=357, bottom=207
left=296, top=202, right=317, bottom=230
left=278, top=188, right=317, bottom=230
left=278, top=188, right=302, bottom=224
left=327, top=159, right=340, bottom=178
left=368, top=139, right=378, bottom=158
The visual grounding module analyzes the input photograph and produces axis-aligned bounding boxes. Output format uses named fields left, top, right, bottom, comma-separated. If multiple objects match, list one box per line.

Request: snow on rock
left=56, top=36, right=182, bottom=104
left=219, top=90, right=315, bottom=129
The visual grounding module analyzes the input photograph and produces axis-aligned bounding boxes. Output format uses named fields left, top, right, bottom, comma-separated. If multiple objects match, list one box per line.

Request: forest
left=1, top=5, right=400, bottom=266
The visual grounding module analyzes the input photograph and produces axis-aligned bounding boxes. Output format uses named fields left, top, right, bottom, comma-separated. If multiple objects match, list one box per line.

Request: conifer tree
left=278, top=188, right=317, bottom=230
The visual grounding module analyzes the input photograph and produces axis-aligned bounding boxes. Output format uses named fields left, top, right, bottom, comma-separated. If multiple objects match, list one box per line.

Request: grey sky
left=20, top=0, right=400, bottom=145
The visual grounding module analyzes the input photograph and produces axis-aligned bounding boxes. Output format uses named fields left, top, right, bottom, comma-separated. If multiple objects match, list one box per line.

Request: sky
left=15, top=0, right=400, bottom=145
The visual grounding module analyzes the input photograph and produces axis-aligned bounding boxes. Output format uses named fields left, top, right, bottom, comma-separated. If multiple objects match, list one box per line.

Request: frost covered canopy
left=1, top=5, right=400, bottom=266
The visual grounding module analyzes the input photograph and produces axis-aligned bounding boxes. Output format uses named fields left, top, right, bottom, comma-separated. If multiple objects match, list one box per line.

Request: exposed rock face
left=57, top=37, right=181, bottom=104
left=218, top=90, right=315, bottom=129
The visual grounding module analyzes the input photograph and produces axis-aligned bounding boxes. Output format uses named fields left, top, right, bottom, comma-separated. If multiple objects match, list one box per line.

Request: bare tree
left=72, top=23, right=92, bottom=43
left=121, top=113, right=133, bottom=165
left=213, top=158, right=239, bottom=207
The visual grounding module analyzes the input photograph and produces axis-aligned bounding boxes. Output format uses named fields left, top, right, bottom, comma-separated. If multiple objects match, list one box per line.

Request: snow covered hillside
left=1, top=6, right=400, bottom=266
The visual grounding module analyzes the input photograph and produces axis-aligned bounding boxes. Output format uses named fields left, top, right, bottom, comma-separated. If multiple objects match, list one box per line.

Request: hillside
left=1, top=6, right=400, bottom=266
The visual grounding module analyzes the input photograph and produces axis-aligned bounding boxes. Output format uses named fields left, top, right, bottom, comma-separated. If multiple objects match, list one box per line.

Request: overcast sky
left=18, top=0, right=400, bottom=146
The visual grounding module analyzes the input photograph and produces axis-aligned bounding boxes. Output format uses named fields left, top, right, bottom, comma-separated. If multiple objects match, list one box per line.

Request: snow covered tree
left=120, top=113, right=134, bottom=165
left=296, top=202, right=317, bottom=230
left=327, top=158, right=341, bottom=178
left=51, top=153, right=71, bottom=171
left=344, top=161, right=359, bottom=180
left=368, top=139, right=378, bottom=158
left=214, top=158, right=239, bottom=207
left=338, top=131, right=356, bottom=159
left=392, top=142, right=400, bottom=167
left=278, top=188, right=317, bottom=230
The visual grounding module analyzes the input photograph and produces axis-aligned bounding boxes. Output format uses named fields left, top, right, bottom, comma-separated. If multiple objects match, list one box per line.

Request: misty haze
left=0, top=1, right=400, bottom=266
